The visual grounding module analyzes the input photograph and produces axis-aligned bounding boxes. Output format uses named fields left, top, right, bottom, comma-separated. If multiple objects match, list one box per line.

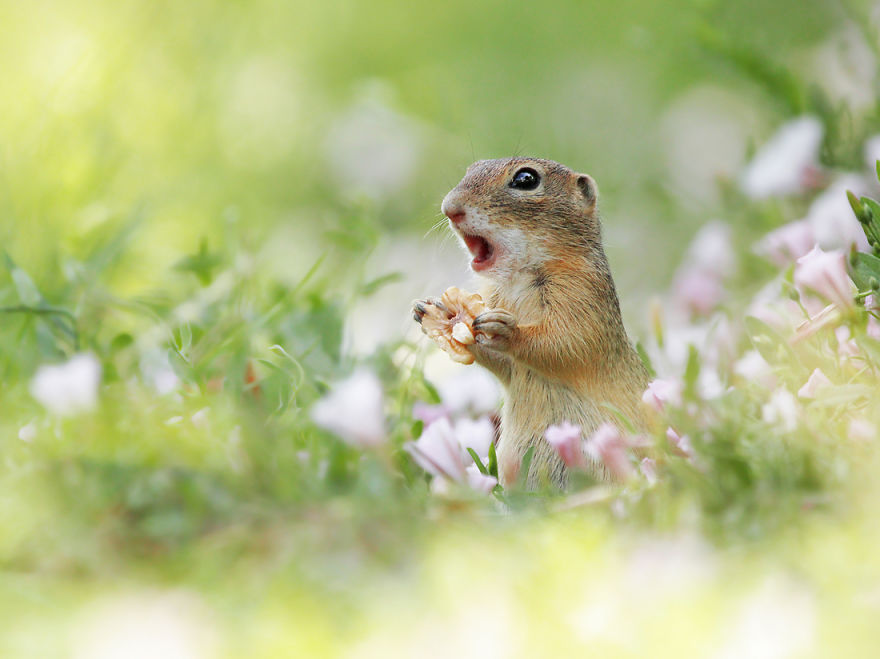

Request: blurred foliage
left=2, top=0, right=880, bottom=656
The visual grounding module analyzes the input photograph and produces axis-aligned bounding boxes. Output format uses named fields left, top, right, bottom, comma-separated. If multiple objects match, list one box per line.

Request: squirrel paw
left=412, top=297, right=451, bottom=325
left=473, top=309, right=517, bottom=350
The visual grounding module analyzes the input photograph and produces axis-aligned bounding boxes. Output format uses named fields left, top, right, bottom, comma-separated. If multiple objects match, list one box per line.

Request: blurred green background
left=2, top=0, right=880, bottom=657
left=2, top=0, right=870, bottom=315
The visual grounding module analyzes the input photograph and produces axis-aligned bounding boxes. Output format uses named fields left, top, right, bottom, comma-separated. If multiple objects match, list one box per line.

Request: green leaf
left=3, top=252, right=42, bottom=306
left=600, top=402, right=636, bottom=434
left=806, top=385, right=874, bottom=407
left=859, top=196, right=880, bottom=246
left=683, top=344, right=700, bottom=399
left=360, top=272, right=404, bottom=297
left=174, top=322, right=193, bottom=356
left=695, top=24, right=807, bottom=114
left=847, top=190, right=865, bottom=222
left=467, top=449, right=489, bottom=475
left=174, top=239, right=222, bottom=286
left=420, top=376, right=442, bottom=405
left=849, top=252, right=880, bottom=291
left=635, top=341, right=656, bottom=378
left=410, top=420, right=424, bottom=438
left=744, top=316, right=801, bottom=369
left=487, top=440, right=498, bottom=479
left=855, top=335, right=880, bottom=367
left=516, top=446, right=535, bottom=489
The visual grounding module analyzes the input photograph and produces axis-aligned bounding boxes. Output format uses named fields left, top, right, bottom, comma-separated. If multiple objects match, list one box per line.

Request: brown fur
left=420, top=158, right=648, bottom=488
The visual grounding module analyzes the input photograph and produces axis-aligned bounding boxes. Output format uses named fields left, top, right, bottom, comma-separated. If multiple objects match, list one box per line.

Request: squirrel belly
left=415, top=157, right=649, bottom=488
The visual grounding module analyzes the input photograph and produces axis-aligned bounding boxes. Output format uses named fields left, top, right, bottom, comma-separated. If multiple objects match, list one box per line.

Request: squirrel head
left=441, top=157, right=601, bottom=279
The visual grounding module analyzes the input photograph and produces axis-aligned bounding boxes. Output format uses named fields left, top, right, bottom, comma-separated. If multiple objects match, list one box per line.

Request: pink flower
left=673, top=268, right=725, bottom=316
left=412, top=402, right=449, bottom=427
left=867, top=314, right=880, bottom=340
left=666, top=426, right=694, bottom=458
left=797, top=368, right=833, bottom=399
left=642, top=378, right=684, bottom=412
left=544, top=421, right=586, bottom=469
left=754, top=220, right=815, bottom=266
left=794, top=246, right=855, bottom=311
left=311, top=370, right=386, bottom=448
left=586, top=423, right=634, bottom=480
left=740, top=116, right=824, bottom=199
left=404, top=417, right=467, bottom=481
left=466, top=465, right=498, bottom=493
left=404, top=418, right=498, bottom=493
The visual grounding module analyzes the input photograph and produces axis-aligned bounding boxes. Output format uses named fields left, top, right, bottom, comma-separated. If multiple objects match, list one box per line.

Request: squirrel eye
left=510, top=167, right=540, bottom=190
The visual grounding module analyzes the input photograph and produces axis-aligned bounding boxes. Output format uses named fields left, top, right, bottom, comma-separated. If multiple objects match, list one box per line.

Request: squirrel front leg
left=467, top=341, right=513, bottom=383
left=473, top=310, right=582, bottom=381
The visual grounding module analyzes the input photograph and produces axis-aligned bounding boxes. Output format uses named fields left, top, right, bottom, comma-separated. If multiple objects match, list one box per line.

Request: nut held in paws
left=452, top=321, right=475, bottom=345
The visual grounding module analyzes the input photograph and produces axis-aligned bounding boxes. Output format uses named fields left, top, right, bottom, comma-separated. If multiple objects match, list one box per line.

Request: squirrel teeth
left=451, top=321, right=475, bottom=345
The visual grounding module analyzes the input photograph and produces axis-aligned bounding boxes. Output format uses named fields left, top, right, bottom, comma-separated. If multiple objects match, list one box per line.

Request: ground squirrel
left=413, top=157, right=649, bottom=488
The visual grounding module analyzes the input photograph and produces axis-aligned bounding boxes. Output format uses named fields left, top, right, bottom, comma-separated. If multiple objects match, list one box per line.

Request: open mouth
left=461, top=233, right=496, bottom=271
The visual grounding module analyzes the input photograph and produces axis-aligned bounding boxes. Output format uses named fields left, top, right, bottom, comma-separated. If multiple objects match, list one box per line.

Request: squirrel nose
left=441, top=195, right=466, bottom=224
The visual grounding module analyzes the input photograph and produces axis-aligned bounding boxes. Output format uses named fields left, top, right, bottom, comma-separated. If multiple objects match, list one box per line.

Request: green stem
left=0, top=304, right=79, bottom=350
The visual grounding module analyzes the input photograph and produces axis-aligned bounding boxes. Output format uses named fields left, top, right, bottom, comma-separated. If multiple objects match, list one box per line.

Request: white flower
left=140, top=348, right=180, bottom=395
left=311, top=370, right=386, bottom=448
left=740, top=116, right=824, bottom=199
left=641, top=378, right=684, bottom=412
left=794, top=246, right=855, bottom=311
left=698, top=368, right=724, bottom=400
left=18, top=422, right=37, bottom=442
left=797, top=368, right=833, bottom=399
left=761, top=389, right=800, bottom=432
left=437, top=368, right=501, bottom=417
left=848, top=417, right=875, bottom=442
left=453, top=416, right=495, bottom=459
left=29, top=353, right=101, bottom=416
left=683, top=221, right=736, bottom=279
left=805, top=175, right=870, bottom=251
left=734, top=350, right=776, bottom=388
left=753, top=220, right=815, bottom=266
left=544, top=421, right=586, bottom=469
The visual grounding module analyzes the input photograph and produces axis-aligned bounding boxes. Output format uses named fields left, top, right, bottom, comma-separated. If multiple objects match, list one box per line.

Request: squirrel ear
left=576, top=174, right=598, bottom=208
